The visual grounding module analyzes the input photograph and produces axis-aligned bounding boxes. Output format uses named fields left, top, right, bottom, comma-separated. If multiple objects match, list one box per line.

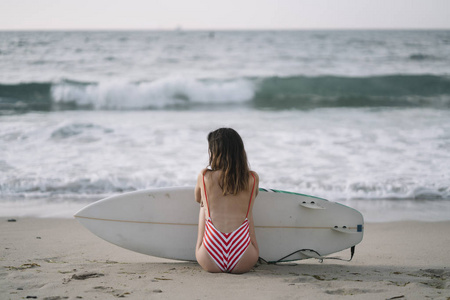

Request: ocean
left=1, top=30, right=449, bottom=222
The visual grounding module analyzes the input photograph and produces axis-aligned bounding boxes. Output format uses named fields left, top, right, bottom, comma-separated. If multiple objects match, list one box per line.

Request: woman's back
left=202, top=170, right=257, bottom=233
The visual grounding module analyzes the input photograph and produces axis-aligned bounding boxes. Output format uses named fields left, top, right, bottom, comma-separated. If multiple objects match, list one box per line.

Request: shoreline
left=1, top=218, right=449, bottom=299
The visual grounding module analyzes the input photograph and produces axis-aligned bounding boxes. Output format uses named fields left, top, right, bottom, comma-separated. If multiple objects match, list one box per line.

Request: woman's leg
left=195, top=206, right=222, bottom=273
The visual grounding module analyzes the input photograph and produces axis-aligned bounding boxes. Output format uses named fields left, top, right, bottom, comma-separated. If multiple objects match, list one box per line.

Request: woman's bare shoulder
left=250, top=170, right=259, bottom=181
left=198, top=168, right=209, bottom=177
left=249, top=171, right=259, bottom=196
left=196, top=168, right=207, bottom=184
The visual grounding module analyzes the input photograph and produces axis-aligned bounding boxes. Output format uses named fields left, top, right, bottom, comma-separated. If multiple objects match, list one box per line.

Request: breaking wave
left=1, top=74, right=450, bottom=111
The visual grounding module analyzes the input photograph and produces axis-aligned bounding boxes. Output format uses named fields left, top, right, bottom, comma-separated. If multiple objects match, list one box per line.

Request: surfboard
left=74, top=187, right=363, bottom=262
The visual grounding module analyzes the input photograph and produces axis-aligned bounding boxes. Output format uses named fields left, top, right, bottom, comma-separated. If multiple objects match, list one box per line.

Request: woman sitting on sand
left=195, top=128, right=259, bottom=274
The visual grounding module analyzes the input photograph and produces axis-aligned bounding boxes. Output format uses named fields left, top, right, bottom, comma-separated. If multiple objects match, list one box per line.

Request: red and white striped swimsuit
left=202, top=172, right=256, bottom=273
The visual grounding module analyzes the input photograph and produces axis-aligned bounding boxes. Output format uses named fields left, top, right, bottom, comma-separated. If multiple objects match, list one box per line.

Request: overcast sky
left=0, top=0, right=449, bottom=30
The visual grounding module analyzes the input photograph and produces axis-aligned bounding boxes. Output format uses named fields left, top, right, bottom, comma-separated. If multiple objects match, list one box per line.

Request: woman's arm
left=251, top=171, right=259, bottom=198
left=248, top=171, right=259, bottom=251
left=195, top=169, right=207, bottom=204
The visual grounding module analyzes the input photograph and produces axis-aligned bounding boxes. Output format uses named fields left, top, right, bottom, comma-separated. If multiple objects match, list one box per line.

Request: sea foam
left=51, top=77, right=255, bottom=109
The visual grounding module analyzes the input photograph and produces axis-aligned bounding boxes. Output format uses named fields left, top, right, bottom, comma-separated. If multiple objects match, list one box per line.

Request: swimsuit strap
left=246, top=172, right=256, bottom=218
left=203, top=170, right=256, bottom=219
left=202, top=169, right=210, bottom=218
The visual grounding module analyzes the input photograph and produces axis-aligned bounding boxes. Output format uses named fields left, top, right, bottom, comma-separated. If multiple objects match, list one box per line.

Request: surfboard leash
left=258, top=246, right=355, bottom=264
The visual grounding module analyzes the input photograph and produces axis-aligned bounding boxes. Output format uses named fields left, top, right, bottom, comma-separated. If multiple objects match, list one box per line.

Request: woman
left=195, top=128, right=259, bottom=274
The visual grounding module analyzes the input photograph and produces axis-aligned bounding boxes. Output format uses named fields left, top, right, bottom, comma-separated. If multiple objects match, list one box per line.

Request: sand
left=1, top=218, right=450, bottom=300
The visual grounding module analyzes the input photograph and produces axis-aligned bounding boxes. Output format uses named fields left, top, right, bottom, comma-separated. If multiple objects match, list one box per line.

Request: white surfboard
left=74, top=187, right=363, bottom=262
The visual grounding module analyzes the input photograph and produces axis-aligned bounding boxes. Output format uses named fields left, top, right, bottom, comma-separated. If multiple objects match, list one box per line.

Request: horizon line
left=1, top=27, right=449, bottom=32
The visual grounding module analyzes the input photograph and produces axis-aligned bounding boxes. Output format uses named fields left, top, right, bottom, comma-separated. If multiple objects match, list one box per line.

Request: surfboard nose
left=74, top=205, right=90, bottom=219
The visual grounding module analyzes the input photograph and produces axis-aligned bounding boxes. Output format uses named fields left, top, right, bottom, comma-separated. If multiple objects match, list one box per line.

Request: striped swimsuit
left=202, top=172, right=256, bottom=272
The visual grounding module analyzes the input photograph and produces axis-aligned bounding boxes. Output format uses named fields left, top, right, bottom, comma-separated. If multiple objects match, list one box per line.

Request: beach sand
left=1, top=218, right=449, bottom=299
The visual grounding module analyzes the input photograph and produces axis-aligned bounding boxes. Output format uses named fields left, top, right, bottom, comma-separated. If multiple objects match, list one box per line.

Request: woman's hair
left=207, top=128, right=250, bottom=195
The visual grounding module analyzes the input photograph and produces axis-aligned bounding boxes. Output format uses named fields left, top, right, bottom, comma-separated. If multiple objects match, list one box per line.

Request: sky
left=0, top=0, right=449, bottom=30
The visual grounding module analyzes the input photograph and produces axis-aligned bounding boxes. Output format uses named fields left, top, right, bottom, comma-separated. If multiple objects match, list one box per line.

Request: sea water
left=1, top=30, right=449, bottom=221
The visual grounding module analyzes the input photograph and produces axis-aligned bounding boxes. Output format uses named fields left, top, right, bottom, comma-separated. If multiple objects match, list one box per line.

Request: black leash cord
left=258, top=246, right=355, bottom=264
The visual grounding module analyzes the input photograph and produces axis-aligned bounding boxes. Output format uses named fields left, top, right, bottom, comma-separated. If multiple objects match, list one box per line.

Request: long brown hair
left=207, top=128, right=250, bottom=195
